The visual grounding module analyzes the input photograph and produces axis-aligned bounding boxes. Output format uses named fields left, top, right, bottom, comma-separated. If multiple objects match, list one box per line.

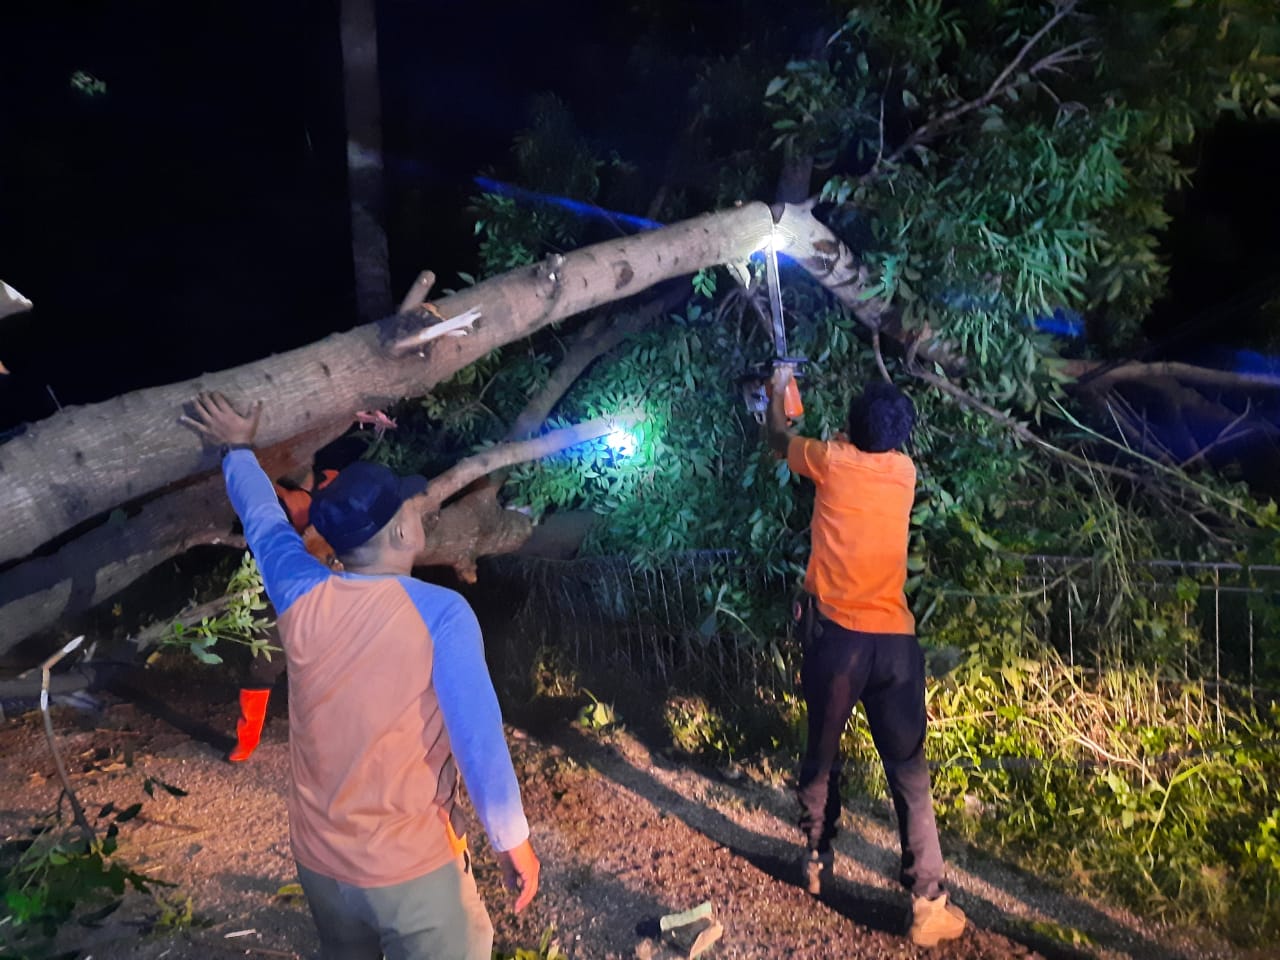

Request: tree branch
left=505, top=291, right=680, bottom=441
left=878, top=1, right=1086, bottom=170
left=907, top=365, right=1137, bottom=481
left=1068, top=359, right=1280, bottom=392
left=425, top=414, right=643, bottom=510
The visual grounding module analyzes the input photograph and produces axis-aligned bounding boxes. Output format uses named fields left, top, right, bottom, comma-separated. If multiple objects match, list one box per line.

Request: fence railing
left=480, top=551, right=1280, bottom=702
left=482, top=550, right=795, bottom=694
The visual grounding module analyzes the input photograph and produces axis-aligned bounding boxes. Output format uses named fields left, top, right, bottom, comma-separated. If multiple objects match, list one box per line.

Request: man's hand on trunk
left=181, top=392, right=263, bottom=448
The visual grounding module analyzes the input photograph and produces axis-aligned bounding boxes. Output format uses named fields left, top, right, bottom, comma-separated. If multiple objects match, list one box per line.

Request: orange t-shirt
left=787, top=436, right=916, bottom=634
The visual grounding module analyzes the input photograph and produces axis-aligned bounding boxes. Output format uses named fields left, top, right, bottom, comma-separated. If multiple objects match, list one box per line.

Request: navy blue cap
left=309, top=460, right=428, bottom=555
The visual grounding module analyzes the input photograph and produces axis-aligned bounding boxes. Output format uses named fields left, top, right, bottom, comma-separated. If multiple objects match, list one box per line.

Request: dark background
left=2, top=1, right=1278, bottom=433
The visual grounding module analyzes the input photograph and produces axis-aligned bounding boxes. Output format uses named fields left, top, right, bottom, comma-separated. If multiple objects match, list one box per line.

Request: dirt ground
left=0, top=663, right=1269, bottom=960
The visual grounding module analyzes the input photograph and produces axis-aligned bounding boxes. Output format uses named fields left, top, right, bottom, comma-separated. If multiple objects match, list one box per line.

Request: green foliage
left=69, top=70, right=107, bottom=98
left=157, top=552, right=276, bottom=665
left=575, top=689, right=619, bottom=731
left=381, top=0, right=1280, bottom=946
left=0, top=798, right=170, bottom=956
left=664, top=694, right=744, bottom=761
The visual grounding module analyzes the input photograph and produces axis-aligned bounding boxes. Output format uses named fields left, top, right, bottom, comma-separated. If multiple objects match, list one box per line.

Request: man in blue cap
left=184, top=391, right=539, bottom=960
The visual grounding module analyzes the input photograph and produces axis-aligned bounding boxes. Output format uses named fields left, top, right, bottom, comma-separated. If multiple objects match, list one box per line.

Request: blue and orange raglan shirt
left=224, top=449, right=529, bottom=887
left=787, top=436, right=916, bottom=635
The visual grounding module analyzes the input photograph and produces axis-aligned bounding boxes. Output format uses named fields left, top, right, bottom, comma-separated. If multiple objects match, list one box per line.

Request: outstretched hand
left=181, top=392, right=263, bottom=448
left=495, top=838, right=540, bottom=913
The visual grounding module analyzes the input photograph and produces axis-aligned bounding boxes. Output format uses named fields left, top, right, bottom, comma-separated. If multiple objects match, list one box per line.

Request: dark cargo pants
left=795, top=612, right=946, bottom=899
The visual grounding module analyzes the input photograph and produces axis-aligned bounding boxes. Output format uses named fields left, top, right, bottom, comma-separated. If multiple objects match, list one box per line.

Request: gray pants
left=795, top=617, right=946, bottom=899
left=296, top=852, right=493, bottom=960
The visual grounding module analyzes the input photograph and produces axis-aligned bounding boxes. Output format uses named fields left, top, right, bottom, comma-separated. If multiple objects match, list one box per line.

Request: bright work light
left=604, top=427, right=638, bottom=459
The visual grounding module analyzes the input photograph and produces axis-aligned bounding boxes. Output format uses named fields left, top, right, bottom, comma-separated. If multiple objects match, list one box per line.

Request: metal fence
left=481, top=550, right=796, bottom=695
left=480, top=551, right=1280, bottom=700
left=1005, top=556, right=1279, bottom=688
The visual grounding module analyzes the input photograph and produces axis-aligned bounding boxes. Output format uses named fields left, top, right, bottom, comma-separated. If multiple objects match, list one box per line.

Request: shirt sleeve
left=408, top=583, right=530, bottom=852
left=787, top=436, right=831, bottom=484
left=222, top=449, right=330, bottom=616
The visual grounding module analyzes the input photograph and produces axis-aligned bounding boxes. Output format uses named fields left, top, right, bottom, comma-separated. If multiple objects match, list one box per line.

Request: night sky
left=2, top=1, right=1279, bottom=435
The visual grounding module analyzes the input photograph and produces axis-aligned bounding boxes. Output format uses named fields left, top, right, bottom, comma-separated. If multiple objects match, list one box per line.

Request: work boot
left=801, top=848, right=834, bottom=896
left=909, top=892, right=967, bottom=947
left=228, top=688, right=271, bottom=762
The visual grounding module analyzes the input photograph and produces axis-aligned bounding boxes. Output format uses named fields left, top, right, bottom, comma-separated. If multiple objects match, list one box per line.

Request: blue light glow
left=474, top=177, right=665, bottom=232
left=1032, top=308, right=1085, bottom=339
left=604, top=427, right=639, bottom=459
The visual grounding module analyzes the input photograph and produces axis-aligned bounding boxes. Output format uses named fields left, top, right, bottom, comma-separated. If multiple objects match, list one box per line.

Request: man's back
left=788, top=436, right=916, bottom=634
left=281, top=574, right=466, bottom=887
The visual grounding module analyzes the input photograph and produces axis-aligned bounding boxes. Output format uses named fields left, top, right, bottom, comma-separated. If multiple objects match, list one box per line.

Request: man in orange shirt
left=764, top=367, right=965, bottom=948
left=185, top=392, right=539, bottom=960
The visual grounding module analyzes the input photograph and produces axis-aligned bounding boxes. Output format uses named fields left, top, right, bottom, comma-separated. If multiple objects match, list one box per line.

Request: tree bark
left=0, top=201, right=942, bottom=651
left=0, top=203, right=791, bottom=565
left=417, top=485, right=532, bottom=584
left=0, top=419, right=351, bottom=646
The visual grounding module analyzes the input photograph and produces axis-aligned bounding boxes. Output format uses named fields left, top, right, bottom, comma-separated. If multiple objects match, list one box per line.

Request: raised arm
left=182, top=392, right=329, bottom=615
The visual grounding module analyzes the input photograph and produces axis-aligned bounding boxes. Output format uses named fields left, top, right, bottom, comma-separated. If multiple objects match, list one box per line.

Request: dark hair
left=846, top=381, right=915, bottom=452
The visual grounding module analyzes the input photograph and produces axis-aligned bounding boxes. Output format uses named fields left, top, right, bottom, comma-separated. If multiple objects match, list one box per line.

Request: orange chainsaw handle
left=782, top=377, right=804, bottom=419
left=765, top=368, right=804, bottom=420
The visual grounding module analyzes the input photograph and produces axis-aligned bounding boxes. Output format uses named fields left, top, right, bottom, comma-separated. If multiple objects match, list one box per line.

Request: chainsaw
left=739, top=229, right=806, bottom=423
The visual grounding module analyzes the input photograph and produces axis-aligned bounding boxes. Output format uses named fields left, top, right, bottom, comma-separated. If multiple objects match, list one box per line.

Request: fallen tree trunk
left=0, top=419, right=352, bottom=645
left=0, top=201, right=942, bottom=654
left=0, top=203, right=788, bottom=566
left=2, top=200, right=954, bottom=567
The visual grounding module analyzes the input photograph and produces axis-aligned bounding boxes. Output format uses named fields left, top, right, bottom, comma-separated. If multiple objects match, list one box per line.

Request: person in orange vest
left=227, top=463, right=338, bottom=762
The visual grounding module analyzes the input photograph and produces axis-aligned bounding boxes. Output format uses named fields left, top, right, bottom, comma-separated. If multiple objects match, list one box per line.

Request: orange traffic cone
left=228, top=688, right=271, bottom=762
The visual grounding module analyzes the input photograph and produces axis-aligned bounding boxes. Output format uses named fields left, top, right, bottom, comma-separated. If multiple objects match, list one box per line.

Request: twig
left=878, top=1, right=1085, bottom=169
left=874, top=63, right=890, bottom=170
left=208, top=942, right=298, bottom=959
left=871, top=331, right=892, bottom=384
left=40, top=635, right=94, bottom=843
left=397, top=270, right=436, bottom=314
left=1179, top=401, right=1258, bottom=470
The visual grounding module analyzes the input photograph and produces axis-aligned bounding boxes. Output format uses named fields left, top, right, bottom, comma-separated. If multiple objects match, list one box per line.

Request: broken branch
left=425, top=413, right=644, bottom=509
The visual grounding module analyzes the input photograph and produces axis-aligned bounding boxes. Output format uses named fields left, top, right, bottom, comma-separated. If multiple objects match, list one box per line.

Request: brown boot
left=228, top=688, right=271, bottom=762
left=801, top=848, right=834, bottom=896
left=909, top=892, right=966, bottom=947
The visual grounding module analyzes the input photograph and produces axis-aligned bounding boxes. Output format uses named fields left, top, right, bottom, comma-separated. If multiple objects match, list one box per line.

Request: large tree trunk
left=0, top=202, right=922, bottom=654
left=0, top=203, right=782, bottom=566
